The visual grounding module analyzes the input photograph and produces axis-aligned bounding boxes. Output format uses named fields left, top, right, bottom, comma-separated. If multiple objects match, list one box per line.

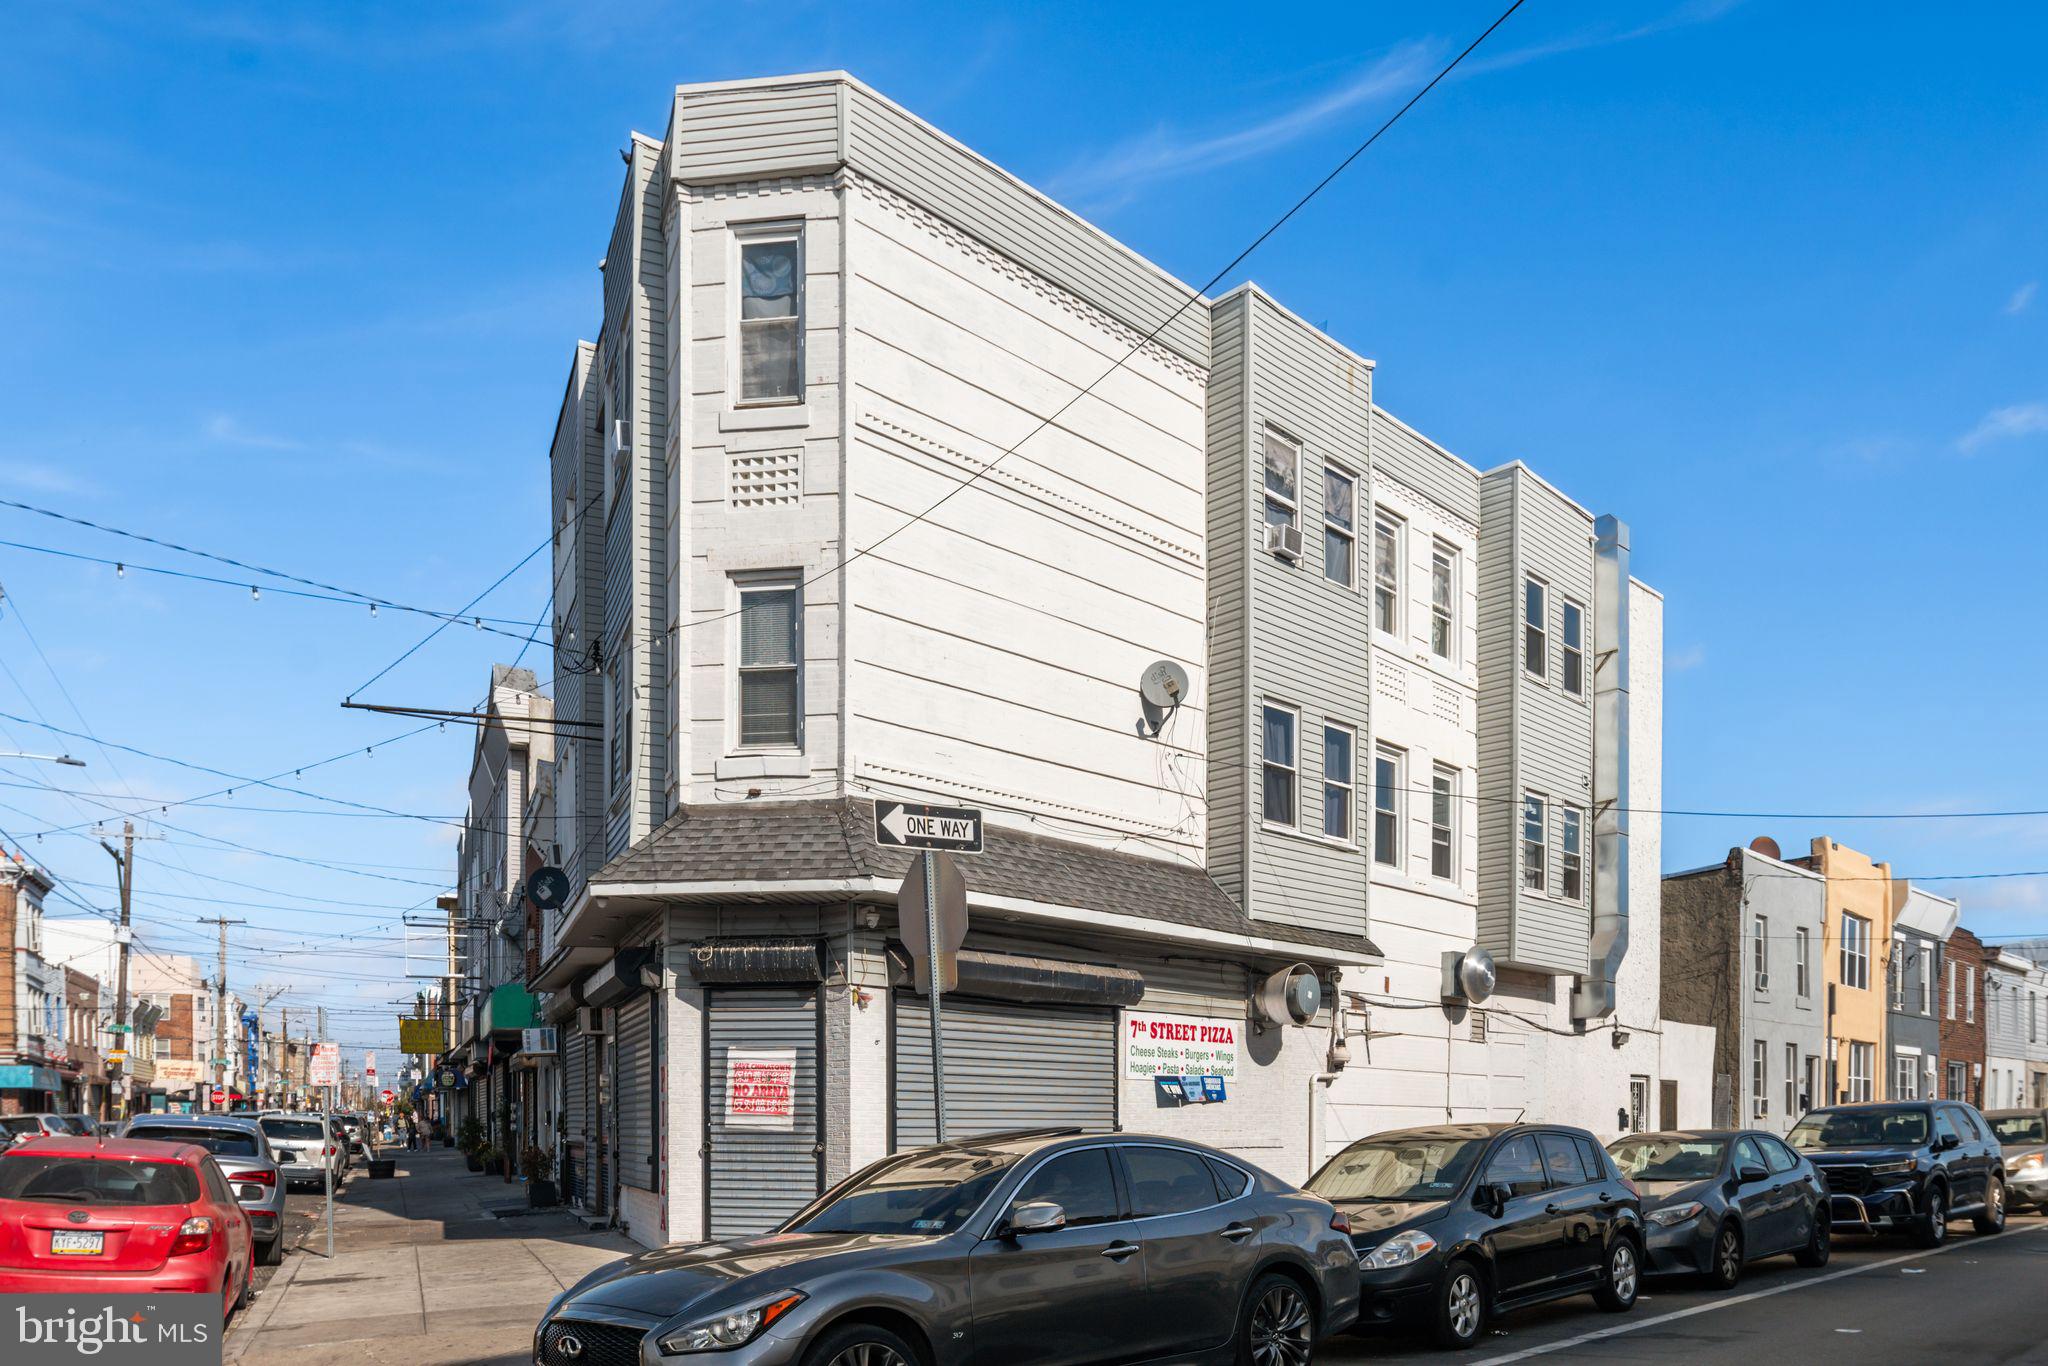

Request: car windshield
left=784, top=1148, right=1022, bottom=1237
left=1608, top=1138, right=1726, bottom=1181
left=0, top=1155, right=202, bottom=1205
left=1993, top=1116, right=2046, bottom=1144
left=129, top=1125, right=260, bottom=1157
left=59, top=1118, right=96, bottom=1137
left=1307, top=1137, right=1485, bottom=1202
left=1788, top=1109, right=1929, bottom=1149
left=0, top=1117, right=42, bottom=1136
left=262, top=1120, right=326, bottom=1143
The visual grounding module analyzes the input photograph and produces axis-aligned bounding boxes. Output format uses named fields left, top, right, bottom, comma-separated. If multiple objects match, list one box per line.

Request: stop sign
left=381, top=1089, right=394, bottom=1103
left=210, top=1088, right=226, bottom=1105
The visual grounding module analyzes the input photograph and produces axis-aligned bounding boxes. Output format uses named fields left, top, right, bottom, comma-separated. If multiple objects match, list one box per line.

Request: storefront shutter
left=614, top=994, right=657, bottom=1192
left=705, top=990, right=820, bottom=1239
left=893, top=995, right=1117, bottom=1149
left=561, top=1024, right=589, bottom=1204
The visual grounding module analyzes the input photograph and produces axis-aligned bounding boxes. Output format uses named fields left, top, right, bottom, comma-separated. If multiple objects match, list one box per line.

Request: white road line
left=1470, top=1221, right=2048, bottom=1365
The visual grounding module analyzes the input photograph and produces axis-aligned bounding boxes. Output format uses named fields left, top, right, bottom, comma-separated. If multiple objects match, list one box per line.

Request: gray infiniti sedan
left=534, top=1128, right=1360, bottom=1366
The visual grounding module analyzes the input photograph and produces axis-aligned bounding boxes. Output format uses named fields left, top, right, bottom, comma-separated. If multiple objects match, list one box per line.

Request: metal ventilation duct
left=1572, top=514, right=1630, bottom=1021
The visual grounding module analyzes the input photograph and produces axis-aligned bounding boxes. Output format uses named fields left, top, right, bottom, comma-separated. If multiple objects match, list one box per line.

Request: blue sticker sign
left=1200, top=1075, right=1227, bottom=1102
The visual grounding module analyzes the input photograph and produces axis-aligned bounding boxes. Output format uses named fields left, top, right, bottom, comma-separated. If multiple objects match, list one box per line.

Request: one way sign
left=874, top=800, right=984, bottom=854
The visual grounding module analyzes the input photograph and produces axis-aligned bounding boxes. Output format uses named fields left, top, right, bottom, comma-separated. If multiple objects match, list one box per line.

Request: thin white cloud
left=202, top=414, right=303, bottom=453
left=0, top=460, right=98, bottom=496
left=2006, top=281, right=2038, bottom=315
left=1666, top=643, right=1707, bottom=673
left=1956, top=401, right=2048, bottom=453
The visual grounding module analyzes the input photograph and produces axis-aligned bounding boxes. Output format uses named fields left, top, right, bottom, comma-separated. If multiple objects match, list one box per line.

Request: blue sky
left=2, top=2, right=2045, bottom=1057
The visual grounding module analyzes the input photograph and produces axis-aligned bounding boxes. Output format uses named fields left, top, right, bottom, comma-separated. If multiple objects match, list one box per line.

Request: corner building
left=528, top=73, right=1706, bottom=1249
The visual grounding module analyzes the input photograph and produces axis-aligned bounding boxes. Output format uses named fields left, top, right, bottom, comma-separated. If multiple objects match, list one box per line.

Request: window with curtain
left=1261, top=705, right=1296, bottom=827
left=1561, top=808, right=1584, bottom=901
left=1521, top=794, right=1546, bottom=891
left=1430, top=767, right=1456, bottom=881
left=1372, top=515, right=1400, bottom=633
left=1263, top=431, right=1298, bottom=535
left=1323, top=467, right=1355, bottom=586
left=737, top=583, right=801, bottom=748
left=1430, top=545, right=1455, bottom=659
left=738, top=235, right=802, bottom=403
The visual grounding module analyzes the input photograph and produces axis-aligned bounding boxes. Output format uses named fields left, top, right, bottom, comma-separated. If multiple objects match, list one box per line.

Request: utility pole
left=197, top=915, right=247, bottom=1111
left=99, top=822, right=134, bottom=1123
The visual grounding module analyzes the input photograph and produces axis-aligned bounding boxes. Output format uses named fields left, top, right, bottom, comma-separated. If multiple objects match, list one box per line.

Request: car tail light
left=325, top=1144, right=336, bottom=1156
left=228, top=1169, right=276, bottom=1187
left=169, top=1217, right=215, bottom=1256
left=1329, top=1210, right=1353, bottom=1236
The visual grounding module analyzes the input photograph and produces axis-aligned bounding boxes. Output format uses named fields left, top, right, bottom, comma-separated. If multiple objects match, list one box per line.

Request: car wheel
left=801, top=1321, right=920, bottom=1366
left=1911, top=1185, right=1948, bottom=1248
left=259, top=1234, right=283, bottom=1267
left=1236, top=1271, right=1314, bottom=1366
left=236, top=1261, right=253, bottom=1311
left=1705, top=1220, right=1743, bottom=1290
left=1593, top=1237, right=1641, bottom=1312
left=1430, top=1259, right=1487, bottom=1351
left=1974, top=1177, right=2007, bottom=1235
left=1794, top=1209, right=1832, bottom=1268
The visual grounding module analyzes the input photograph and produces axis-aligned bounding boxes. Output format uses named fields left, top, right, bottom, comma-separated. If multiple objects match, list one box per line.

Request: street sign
left=309, top=1042, right=340, bottom=1088
left=210, top=1088, right=226, bottom=1106
left=899, top=851, right=967, bottom=994
left=106, top=1049, right=128, bottom=1064
left=874, top=800, right=983, bottom=854
left=365, top=1050, right=377, bottom=1082
left=398, top=1018, right=445, bottom=1054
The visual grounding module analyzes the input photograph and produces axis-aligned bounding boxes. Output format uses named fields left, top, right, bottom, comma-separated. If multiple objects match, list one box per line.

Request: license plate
left=276, top=1149, right=298, bottom=1161
left=50, top=1230, right=104, bottom=1256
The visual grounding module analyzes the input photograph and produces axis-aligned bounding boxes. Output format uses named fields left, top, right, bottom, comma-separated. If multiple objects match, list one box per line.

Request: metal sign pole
left=924, top=850, right=945, bottom=1144
left=324, top=1083, right=336, bottom=1259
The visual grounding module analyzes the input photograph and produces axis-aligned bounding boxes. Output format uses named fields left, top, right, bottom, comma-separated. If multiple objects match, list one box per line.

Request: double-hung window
left=1795, top=927, right=1811, bottom=998
left=1372, top=747, right=1402, bottom=867
left=1785, top=1043, right=1799, bottom=1118
left=1263, top=431, right=1299, bottom=540
left=1890, top=933, right=1907, bottom=1011
left=1841, top=913, right=1870, bottom=990
left=1751, top=1041, right=1768, bottom=1119
left=1521, top=794, right=1547, bottom=892
left=1323, top=467, right=1355, bottom=587
left=1753, top=914, right=1769, bottom=991
left=1372, top=513, right=1401, bottom=634
left=1560, top=808, right=1584, bottom=901
left=1561, top=599, right=1586, bottom=697
left=1430, top=544, right=1456, bottom=659
left=1261, top=705, right=1297, bottom=827
left=737, top=232, right=803, bottom=404
left=1966, top=966, right=1976, bottom=1022
left=1429, top=766, right=1456, bottom=881
left=736, top=580, right=802, bottom=748
left=1947, top=959, right=1958, bottom=1019
left=1848, top=1042, right=1874, bottom=1103
left=1322, top=724, right=1354, bottom=842
left=1523, top=578, right=1548, bottom=678
left=1920, top=948, right=1934, bottom=1015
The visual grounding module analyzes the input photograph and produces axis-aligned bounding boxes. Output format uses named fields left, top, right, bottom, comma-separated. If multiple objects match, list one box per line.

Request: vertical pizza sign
left=725, top=1048, right=798, bottom=1130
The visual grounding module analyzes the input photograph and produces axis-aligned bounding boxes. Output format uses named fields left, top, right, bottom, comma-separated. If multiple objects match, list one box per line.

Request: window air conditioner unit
left=1265, top=522, right=1302, bottom=561
left=576, top=1007, right=605, bottom=1035
left=607, top=419, right=631, bottom=458
left=1752, top=1098, right=1768, bottom=1120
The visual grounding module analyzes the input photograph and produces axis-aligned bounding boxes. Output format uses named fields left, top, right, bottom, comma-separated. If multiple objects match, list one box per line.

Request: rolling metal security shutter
left=893, top=995, right=1117, bottom=1149
left=561, top=1026, right=589, bottom=1205
left=705, top=990, right=820, bottom=1239
left=615, top=994, right=657, bottom=1191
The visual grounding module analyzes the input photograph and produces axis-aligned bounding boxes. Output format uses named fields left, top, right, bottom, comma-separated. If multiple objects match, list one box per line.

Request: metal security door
left=893, top=995, right=1117, bottom=1149
left=615, top=994, right=657, bottom=1193
left=705, top=990, right=821, bottom=1239
left=562, top=1026, right=588, bottom=1208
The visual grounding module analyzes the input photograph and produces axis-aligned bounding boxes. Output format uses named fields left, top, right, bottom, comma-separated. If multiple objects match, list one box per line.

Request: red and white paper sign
left=724, top=1047, right=798, bottom=1130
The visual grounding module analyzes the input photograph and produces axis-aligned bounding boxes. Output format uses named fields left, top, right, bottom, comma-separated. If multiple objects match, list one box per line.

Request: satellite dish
left=1748, top=836, right=1782, bottom=860
left=1140, top=660, right=1190, bottom=710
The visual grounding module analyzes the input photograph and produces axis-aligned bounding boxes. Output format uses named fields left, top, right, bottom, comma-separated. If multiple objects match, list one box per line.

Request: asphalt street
left=1324, top=1211, right=2048, bottom=1364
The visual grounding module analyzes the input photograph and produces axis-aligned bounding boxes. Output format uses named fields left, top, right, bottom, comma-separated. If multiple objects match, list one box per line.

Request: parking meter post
left=925, top=850, right=945, bottom=1144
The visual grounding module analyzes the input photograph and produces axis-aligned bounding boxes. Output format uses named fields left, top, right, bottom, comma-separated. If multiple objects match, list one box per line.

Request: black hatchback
left=1306, top=1123, right=1644, bottom=1351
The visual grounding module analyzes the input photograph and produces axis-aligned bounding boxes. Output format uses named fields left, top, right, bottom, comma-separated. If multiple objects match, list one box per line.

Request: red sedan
left=0, top=1136, right=255, bottom=1323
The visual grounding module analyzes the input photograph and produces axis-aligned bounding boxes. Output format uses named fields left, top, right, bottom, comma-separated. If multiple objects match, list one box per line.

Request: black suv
left=1788, top=1101, right=2007, bottom=1246
left=1306, top=1123, right=1644, bottom=1351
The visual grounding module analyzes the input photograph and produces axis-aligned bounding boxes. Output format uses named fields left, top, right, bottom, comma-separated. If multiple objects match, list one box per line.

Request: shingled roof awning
left=579, top=798, right=1379, bottom=966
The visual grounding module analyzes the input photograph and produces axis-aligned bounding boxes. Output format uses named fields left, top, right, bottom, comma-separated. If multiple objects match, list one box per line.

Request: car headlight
left=657, top=1291, right=806, bottom=1354
left=1359, top=1229, right=1438, bottom=1270
left=2013, top=1155, right=2044, bottom=1175
left=1868, top=1161, right=1914, bottom=1178
left=1646, top=1201, right=1704, bottom=1227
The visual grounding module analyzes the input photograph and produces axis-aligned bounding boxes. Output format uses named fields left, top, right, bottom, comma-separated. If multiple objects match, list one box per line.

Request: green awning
left=479, top=983, right=539, bottom=1035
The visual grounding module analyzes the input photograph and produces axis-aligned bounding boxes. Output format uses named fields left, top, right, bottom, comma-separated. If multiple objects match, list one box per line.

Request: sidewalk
left=227, top=1146, right=638, bottom=1366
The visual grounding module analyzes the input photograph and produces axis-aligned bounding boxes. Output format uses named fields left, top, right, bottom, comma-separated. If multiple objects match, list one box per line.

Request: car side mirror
left=1936, top=1134, right=1961, bottom=1152
left=1737, top=1164, right=1769, bottom=1185
left=1475, top=1182, right=1511, bottom=1211
left=1005, top=1201, right=1067, bottom=1237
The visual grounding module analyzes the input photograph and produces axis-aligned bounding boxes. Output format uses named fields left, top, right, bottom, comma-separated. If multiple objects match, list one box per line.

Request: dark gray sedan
left=534, top=1128, right=1359, bottom=1366
left=1984, top=1109, right=2047, bottom=1211
left=1606, top=1129, right=1830, bottom=1288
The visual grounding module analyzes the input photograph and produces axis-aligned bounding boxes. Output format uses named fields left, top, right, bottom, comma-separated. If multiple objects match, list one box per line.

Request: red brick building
left=1941, top=927, right=1989, bottom=1104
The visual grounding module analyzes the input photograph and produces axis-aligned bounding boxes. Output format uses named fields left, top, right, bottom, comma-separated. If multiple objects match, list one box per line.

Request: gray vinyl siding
left=1204, top=294, right=1251, bottom=904
left=1231, top=289, right=1372, bottom=938
left=631, top=145, right=670, bottom=835
left=1476, top=465, right=1596, bottom=973
left=666, top=76, right=1208, bottom=369
left=1370, top=407, right=1481, bottom=525
left=552, top=344, right=607, bottom=893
